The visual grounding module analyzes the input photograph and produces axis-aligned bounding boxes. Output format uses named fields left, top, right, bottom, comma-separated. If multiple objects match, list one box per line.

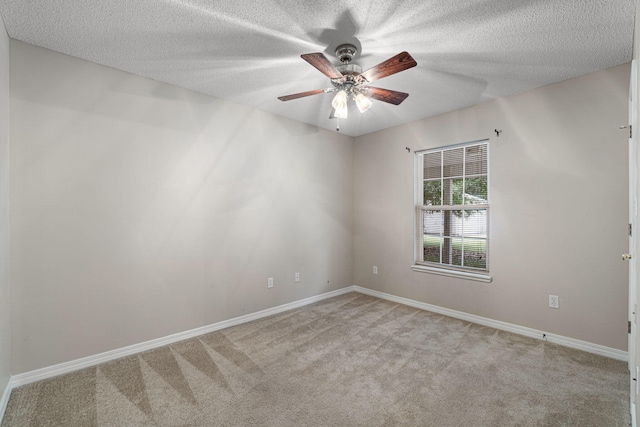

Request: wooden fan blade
left=360, top=52, right=417, bottom=83
left=301, top=53, right=344, bottom=80
left=365, top=87, right=410, bottom=105
left=278, top=89, right=326, bottom=101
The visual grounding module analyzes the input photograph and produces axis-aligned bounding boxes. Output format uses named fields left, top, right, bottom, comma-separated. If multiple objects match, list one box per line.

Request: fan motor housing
left=336, top=63, right=362, bottom=76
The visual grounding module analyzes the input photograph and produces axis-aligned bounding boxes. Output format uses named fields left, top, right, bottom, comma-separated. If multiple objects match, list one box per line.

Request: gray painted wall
left=354, top=63, right=630, bottom=351
left=0, top=16, right=10, bottom=396
left=9, top=41, right=354, bottom=374
left=5, top=38, right=631, bottom=375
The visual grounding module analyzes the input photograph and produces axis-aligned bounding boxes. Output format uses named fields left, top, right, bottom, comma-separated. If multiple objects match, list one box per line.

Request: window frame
left=412, top=139, right=492, bottom=283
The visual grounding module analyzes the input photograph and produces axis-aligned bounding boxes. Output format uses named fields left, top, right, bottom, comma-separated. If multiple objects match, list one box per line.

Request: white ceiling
left=0, top=0, right=635, bottom=137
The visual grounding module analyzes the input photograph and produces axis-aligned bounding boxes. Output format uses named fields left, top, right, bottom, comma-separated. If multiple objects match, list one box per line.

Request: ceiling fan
left=278, top=44, right=417, bottom=129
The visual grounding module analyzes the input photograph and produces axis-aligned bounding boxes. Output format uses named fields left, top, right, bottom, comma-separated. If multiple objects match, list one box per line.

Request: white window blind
left=415, top=140, right=489, bottom=273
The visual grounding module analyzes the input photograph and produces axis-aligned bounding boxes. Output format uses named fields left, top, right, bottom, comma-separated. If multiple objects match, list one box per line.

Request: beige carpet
left=1, top=292, right=631, bottom=426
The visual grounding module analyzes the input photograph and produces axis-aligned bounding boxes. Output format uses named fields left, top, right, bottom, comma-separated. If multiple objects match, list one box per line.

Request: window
left=413, top=140, right=490, bottom=282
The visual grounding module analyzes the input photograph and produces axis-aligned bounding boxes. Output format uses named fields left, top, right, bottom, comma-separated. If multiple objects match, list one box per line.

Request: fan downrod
left=335, top=44, right=362, bottom=77
left=335, top=44, right=357, bottom=64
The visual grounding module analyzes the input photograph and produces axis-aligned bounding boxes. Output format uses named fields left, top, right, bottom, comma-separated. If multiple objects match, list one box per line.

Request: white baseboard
left=354, top=286, right=628, bottom=362
left=0, top=376, right=13, bottom=426
left=10, top=286, right=356, bottom=388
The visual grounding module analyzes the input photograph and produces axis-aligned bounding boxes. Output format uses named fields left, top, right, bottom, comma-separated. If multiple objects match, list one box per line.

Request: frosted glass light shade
left=331, top=90, right=348, bottom=110
left=355, top=93, right=372, bottom=113
left=332, top=90, right=349, bottom=119
left=334, top=105, right=348, bottom=119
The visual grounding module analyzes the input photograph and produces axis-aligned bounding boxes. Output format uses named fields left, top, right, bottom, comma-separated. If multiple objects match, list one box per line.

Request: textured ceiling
left=0, top=0, right=635, bottom=137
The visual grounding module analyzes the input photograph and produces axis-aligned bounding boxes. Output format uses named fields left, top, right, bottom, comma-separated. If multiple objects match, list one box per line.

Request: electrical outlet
left=267, top=277, right=274, bottom=288
left=295, top=272, right=300, bottom=282
left=373, top=266, right=378, bottom=275
left=549, top=295, right=559, bottom=309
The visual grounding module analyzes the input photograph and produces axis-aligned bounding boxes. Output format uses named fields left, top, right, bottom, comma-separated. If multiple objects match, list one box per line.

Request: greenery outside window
left=413, top=140, right=490, bottom=281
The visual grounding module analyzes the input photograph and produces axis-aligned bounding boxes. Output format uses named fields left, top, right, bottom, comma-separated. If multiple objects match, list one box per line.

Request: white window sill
left=411, top=264, right=492, bottom=283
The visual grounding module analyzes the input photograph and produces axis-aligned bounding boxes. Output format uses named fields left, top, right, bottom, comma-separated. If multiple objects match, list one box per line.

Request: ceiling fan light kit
left=278, top=43, right=417, bottom=130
